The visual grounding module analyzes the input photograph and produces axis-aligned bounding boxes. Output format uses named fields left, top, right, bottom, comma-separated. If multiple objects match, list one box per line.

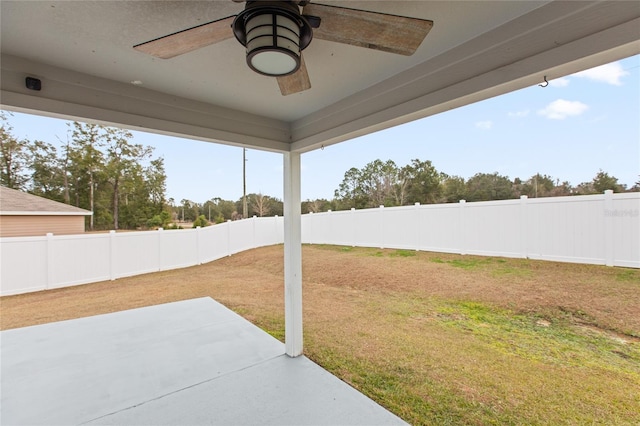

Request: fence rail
left=1, top=191, right=638, bottom=296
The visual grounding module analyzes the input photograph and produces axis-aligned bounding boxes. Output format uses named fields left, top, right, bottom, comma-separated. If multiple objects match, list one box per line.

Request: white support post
left=283, top=151, right=303, bottom=357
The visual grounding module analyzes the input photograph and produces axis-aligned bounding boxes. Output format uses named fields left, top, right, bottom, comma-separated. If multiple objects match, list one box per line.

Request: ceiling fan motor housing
left=232, top=1, right=313, bottom=76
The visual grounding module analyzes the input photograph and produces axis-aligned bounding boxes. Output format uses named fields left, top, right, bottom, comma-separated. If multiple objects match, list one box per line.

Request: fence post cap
left=415, top=202, right=421, bottom=206
left=459, top=200, right=466, bottom=204
left=520, top=195, right=528, bottom=200
left=604, top=189, right=614, bottom=195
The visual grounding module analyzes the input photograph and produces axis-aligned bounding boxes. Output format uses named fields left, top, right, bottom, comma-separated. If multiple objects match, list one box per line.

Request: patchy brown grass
left=2, top=244, right=639, bottom=425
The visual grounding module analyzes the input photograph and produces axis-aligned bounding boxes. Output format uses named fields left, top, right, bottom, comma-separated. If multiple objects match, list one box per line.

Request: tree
left=592, top=169, right=625, bottom=193
left=518, top=173, right=556, bottom=198
left=359, top=159, right=400, bottom=207
left=69, top=122, right=107, bottom=230
left=235, top=193, right=282, bottom=217
left=335, top=167, right=367, bottom=209
left=0, top=112, right=31, bottom=190
left=211, top=198, right=237, bottom=222
left=192, top=214, right=209, bottom=228
left=440, top=175, right=467, bottom=203
left=334, top=160, right=407, bottom=209
left=179, top=199, right=200, bottom=222
left=146, top=210, right=171, bottom=229
left=145, top=157, right=166, bottom=210
left=465, top=172, right=514, bottom=201
left=302, top=198, right=332, bottom=213
left=402, top=159, right=442, bottom=204
left=550, top=181, right=573, bottom=197
left=251, top=193, right=271, bottom=217
left=103, top=127, right=152, bottom=229
left=575, top=181, right=596, bottom=195
left=28, top=140, right=66, bottom=201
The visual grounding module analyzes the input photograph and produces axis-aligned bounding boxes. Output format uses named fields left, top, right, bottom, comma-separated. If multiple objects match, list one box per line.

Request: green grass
left=389, top=249, right=417, bottom=258
left=259, top=294, right=640, bottom=425
left=435, top=300, right=640, bottom=371
left=617, top=268, right=640, bottom=282
left=344, top=297, right=637, bottom=423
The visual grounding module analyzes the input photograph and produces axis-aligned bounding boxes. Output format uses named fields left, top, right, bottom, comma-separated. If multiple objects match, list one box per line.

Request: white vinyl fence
left=302, top=191, right=639, bottom=268
left=1, top=191, right=638, bottom=296
left=0, top=216, right=283, bottom=296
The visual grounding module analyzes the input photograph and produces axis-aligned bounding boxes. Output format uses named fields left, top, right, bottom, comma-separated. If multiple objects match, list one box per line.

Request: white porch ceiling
left=1, top=1, right=639, bottom=153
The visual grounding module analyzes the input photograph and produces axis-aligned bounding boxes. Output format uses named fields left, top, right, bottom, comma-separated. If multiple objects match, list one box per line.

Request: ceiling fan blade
left=302, top=3, right=433, bottom=56
left=277, top=55, right=311, bottom=96
left=134, top=16, right=235, bottom=59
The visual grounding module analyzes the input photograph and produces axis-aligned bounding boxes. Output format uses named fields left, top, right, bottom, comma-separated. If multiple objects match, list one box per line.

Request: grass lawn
left=2, top=245, right=639, bottom=425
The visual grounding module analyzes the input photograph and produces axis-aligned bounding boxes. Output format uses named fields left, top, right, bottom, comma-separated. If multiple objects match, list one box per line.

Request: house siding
left=0, top=215, right=85, bottom=237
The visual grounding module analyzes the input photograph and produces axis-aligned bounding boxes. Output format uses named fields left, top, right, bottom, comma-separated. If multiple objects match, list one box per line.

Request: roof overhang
left=0, top=212, right=93, bottom=216
left=1, top=1, right=638, bottom=153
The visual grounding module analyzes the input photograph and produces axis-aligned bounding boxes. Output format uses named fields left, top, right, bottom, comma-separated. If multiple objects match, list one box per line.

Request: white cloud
left=573, top=62, right=629, bottom=85
left=475, top=120, right=493, bottom=130
left=549, top=77, right=570, bottom=87
left=538, top=99, right=588, bottom=120
left=508, top=109, right=530, bottom=118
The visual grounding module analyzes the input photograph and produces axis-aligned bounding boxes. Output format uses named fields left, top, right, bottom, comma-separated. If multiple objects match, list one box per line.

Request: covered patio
left=1, top=0, right=639, bottom=424
left=1, top=297, right=405, bottom=425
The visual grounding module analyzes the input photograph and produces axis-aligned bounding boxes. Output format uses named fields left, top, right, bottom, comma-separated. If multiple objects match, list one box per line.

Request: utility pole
left=243, top=148, right=248, bottom=219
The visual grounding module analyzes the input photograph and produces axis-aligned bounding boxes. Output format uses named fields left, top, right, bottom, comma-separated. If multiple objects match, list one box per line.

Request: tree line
left=325, top=158, right=638, bottom=211
left=1, top=113, right=167, bottom=230
left=173, top=158, right=638, bottom=219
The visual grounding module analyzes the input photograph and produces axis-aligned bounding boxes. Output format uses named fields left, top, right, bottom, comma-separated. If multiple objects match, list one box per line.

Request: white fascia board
left=0, top=211, right=93, bottom=216
left=0, top=55, right=292, bottom=153
left=290, top=2, right=640, bottom=153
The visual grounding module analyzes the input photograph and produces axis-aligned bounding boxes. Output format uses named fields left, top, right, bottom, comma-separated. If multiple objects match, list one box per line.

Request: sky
left=4, top=55, right=639, bottom=203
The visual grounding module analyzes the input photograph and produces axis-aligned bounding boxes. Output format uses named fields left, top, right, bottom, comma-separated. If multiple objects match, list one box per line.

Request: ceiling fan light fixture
left=233, top=1, right=313, bottom=77
left=246, top=13, right=300, bottom=76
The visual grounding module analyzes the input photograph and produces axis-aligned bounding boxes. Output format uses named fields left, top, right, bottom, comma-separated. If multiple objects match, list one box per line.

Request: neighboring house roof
left=0, top=186, right=92, bottom=216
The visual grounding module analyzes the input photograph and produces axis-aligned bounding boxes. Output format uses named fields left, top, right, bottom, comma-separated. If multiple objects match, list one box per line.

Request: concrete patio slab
left=1, top=297, right=406, bottom=425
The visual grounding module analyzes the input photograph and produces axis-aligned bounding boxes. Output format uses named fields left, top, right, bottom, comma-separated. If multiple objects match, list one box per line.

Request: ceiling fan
left=134, top=1, right=433, bottom=96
